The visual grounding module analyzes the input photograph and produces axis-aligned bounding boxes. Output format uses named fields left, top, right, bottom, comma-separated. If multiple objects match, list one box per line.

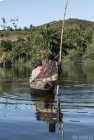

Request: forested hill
left=0, top=18, right=94, bottom=66
left=40, top=18, right=94, bottom=30
left=0, top=18, right=94, bottom=40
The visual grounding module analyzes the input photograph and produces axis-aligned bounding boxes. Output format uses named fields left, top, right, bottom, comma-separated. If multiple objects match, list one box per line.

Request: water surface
left=0, top=64, right=94, bottom=140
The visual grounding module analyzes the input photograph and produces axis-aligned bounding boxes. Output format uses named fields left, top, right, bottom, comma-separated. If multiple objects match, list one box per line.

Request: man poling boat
left=29, top=0, right=69, bottom=93
left=29, top=59, right=58, bottom=93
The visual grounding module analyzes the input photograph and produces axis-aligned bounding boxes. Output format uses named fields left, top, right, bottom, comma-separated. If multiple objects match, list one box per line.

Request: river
left=0, top=64, right=94, bottom=140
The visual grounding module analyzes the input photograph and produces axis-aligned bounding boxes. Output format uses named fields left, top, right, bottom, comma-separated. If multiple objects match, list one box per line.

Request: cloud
left=0, top=0, right=4, bottom=1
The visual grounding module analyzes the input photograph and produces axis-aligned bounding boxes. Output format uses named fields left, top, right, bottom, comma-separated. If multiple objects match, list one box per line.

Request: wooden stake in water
left=59, top=0, right=69, bottom=63
left=56, top=85, right=59, bottom=96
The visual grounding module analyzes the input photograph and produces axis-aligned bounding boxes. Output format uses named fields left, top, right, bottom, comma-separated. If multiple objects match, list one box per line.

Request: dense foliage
left=0, top=18, right=94, bottom=66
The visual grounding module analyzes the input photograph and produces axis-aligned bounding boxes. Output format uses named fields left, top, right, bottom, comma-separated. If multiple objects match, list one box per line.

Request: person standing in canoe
left=30, top=60, right=43, bottom=83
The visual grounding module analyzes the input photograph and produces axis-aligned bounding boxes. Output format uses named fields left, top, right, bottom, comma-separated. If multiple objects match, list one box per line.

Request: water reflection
left=0, top=65, right=31, bottom=93
left=60, top=63, right=94, bottom=89
left=0, top=64, right=94, bottom=92
left=30, top=92, right=63, bottom=133
left=0, top=64, right=94, bottom=140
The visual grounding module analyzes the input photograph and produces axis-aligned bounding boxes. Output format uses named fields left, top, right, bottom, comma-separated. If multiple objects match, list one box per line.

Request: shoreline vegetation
left=0, top=18, right=94, bottom=67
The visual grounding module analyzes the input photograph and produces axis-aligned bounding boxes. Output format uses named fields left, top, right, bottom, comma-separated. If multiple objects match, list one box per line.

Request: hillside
left=0, top=18, right=94, bottom=66
left=0, top=18, right=94, bottom=41
left=39, top=18, right=94, bottom=31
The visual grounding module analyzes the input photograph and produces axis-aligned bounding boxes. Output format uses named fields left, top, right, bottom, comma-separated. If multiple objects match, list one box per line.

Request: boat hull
left=29, top=58, right=59, bottom=94
left=30, top=79, right=56, bottom=94
left=30, top=86, right=55, bottom=94
left=30, top=83, right=55, bottom=93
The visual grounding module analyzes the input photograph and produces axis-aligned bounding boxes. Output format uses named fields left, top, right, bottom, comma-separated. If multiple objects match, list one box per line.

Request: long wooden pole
left=59, top=0, right=69, bottom=63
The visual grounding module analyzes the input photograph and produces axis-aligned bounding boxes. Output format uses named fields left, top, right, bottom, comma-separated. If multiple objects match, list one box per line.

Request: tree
left=7, top=26, right=13, bottom=31
left=1, top=17, right=7, bottom=30
left=83, top=35, right=94, bottom=61
left=24, top=26, right=28, bottom=30
left=0, top=40, right=12, bottom=51
left=39, top=24, right=60, bottom=58
left=10, top=17, right=18, bottom=30
left=30, top=24, right=35, bottom=29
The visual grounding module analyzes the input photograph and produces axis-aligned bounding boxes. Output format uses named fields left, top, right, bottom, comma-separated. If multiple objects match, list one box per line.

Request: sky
left=0, top=0, right=94, bottom=29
